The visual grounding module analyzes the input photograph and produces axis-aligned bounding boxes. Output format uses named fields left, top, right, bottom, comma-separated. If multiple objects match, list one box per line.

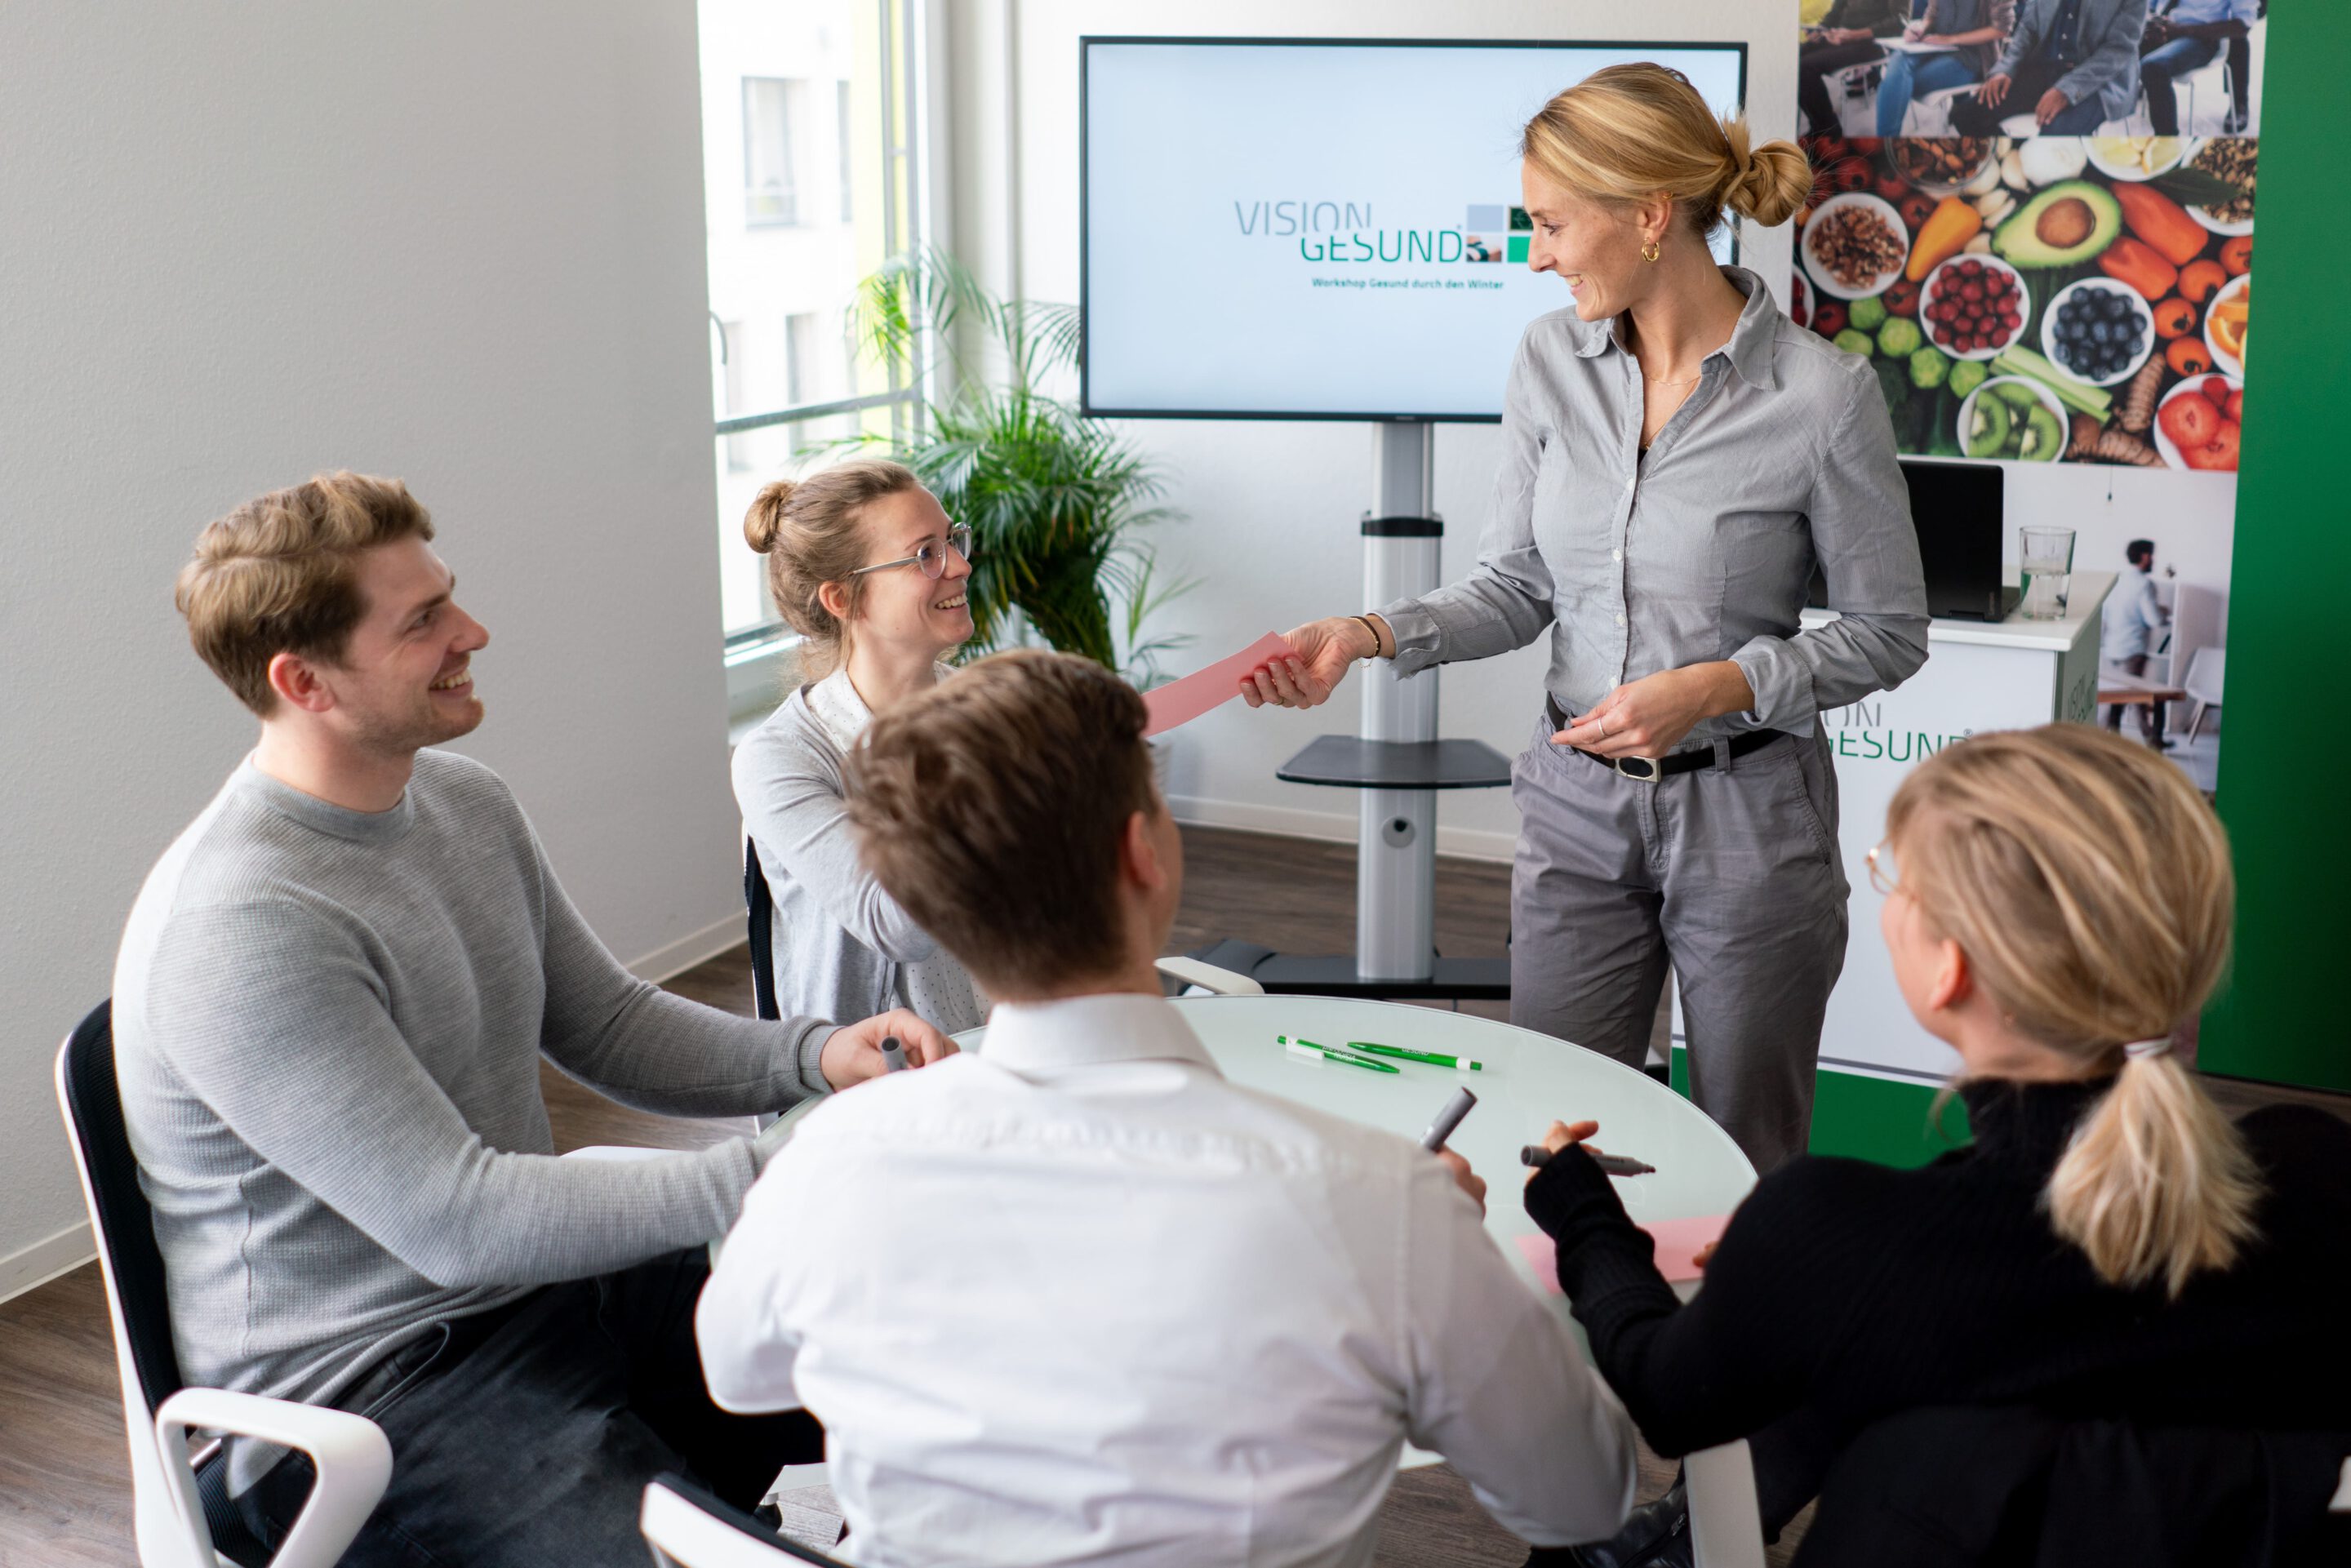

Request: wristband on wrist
left=1352, top=613, right=1388, bottom=661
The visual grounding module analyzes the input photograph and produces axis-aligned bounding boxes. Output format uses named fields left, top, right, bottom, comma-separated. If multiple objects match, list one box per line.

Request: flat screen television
left=1080, top=37, right=1749, bottom=422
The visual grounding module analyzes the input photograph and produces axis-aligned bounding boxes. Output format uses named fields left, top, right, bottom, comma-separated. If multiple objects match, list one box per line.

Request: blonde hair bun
left=743, top=479, right=798, bottom=555
left=1719, top=116, right=1813, bottom=229
left=1521, top=63, right=1815, bottom=243
left=741, top=460, right=922, bottom=678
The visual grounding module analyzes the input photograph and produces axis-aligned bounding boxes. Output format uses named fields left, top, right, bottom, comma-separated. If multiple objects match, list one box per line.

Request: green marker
left=1278, top=1035, right=1401, bottom=1074
left=1345, top=1041, right=1485, bottom=1073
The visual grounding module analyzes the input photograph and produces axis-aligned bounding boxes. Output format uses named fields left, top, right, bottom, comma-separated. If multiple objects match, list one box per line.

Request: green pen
left=1346, top=1041, right=1485, bottom=1073
left=1278, top=1035, right=1401, bottom=1074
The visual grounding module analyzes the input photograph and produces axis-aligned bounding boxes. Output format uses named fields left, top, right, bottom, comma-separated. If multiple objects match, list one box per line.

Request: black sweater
left=1525, top=1079, right=2351, bottom=1463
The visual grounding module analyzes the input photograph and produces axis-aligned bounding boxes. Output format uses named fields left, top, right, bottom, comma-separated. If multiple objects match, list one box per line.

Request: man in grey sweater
left=115, top=471, right=954, bottom=1565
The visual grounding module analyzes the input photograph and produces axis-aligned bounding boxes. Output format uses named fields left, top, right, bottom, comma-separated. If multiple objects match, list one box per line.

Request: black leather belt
left=1544, top=695, right=1788, bottom=782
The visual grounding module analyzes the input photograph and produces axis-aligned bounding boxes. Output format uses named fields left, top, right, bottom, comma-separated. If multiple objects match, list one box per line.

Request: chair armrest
left=560, top=1144, right=676, bottom=1162
left=2332, top=1455, right=2350, bottom=1512
left=154, top=1387, right=391, bottom=1568
left=1153, top=957, right=1266, bottom=997
left=1684, top=1440, right=1767, bottom=1568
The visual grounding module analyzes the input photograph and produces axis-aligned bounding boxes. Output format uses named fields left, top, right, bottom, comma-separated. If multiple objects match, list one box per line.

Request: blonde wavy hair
left=1887, top=724, right=2260, bottom=1299
left=1521, top=63, right=1813, bottom=242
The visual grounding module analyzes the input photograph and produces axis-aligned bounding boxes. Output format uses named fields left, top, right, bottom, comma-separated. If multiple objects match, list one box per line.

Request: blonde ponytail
left=1887, top=725, right=2260, bottom=1299
left=1520, top=63, right=1813, bottom=242
left=2047, top=1049, right=2262, bottom=1297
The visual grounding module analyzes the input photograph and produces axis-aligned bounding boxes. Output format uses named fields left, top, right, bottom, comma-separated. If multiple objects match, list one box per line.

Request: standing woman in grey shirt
left=1243, top=65, right=1928, bottom=1170
left=733, top=460, right=986, bottom=1033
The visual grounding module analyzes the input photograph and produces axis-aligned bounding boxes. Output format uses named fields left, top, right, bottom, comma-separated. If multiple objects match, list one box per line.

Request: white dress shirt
left=2100, top=566, right=2166, bottom=663
left=698, top=993, right=1637, bottom=1567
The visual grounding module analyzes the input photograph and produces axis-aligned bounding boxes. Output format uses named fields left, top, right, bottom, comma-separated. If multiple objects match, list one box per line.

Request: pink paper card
left=1141, top=633, right=1295, bottom=739
left=1514, top=1214, right=1730, bottom=1292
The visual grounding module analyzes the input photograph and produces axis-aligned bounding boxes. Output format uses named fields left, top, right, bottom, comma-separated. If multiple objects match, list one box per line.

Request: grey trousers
left=1509, top=714, right=1850, bottom=1173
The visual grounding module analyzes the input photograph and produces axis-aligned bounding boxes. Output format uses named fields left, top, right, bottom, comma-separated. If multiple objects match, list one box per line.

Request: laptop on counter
left=1809, top=458, right=2017, bottom=623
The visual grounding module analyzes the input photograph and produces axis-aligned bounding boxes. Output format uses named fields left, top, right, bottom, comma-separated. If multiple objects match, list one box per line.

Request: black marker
left=879, top=1035, right=909, bottom=1073
left=1522, top=1145, right=1654, bottom=1177
left=1421, top=1087, right=1478, bottom=1152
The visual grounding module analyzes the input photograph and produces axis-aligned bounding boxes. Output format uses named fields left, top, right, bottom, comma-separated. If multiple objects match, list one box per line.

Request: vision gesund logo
left=1231, top=200, right=1532, bottom=264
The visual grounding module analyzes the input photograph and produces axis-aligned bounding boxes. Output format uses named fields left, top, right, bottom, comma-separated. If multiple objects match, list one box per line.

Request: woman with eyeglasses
left=732, top=460, right=985, bottom=1034
left=1519, top=724, right=2351, bottom=1566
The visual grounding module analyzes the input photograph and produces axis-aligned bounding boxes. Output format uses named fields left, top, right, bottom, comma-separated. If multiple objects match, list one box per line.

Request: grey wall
left=0, top=2, right=742, bottom=1287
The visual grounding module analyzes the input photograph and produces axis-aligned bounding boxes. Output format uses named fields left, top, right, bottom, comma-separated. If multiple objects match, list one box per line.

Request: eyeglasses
left=1865, top=839, right=1902, bottom=899
left=846, top=525, right=975, bottom=580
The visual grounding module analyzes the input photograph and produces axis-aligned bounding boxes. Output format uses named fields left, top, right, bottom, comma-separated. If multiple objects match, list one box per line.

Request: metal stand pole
left=1357, top=422, right=1442, bottom=981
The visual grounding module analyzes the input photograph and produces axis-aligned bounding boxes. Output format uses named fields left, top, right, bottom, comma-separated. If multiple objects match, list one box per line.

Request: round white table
left=751, top=994, right=1773, bottom=1551
left=946, top=995, right=1758, bottom=1317
left=758, top=994, right=1758, bottom=1303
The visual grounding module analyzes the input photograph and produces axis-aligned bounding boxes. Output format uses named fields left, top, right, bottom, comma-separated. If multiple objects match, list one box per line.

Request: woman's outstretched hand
left=1239, top=616, right=1379, bottom=710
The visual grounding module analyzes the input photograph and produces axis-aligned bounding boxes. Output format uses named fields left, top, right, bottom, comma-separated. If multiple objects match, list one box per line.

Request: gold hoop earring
left=1641, top=240, right=1662, bottom=264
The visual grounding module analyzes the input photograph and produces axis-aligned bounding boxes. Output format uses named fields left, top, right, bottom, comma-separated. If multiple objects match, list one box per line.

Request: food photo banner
left=1791, top=134, right=2255, bottom=473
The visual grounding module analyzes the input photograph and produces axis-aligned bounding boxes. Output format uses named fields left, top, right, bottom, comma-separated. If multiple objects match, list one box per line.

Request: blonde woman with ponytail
left=731, top=460, right=986, bottom=1034
left=1520, top=724, right=2351, bottom=1566
left=1242, top=63, right=1930, bottom=1172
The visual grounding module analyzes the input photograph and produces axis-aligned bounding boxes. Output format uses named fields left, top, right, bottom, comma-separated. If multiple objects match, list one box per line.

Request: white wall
left=0, top=3, right=741, bottom=1287
left=951, top=0, right=2238, bottom=858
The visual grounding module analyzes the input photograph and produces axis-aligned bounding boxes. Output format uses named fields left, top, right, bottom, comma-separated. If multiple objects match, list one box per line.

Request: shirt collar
left=1574, top=264, right=1780, bottom=392
left=977, top=993, right=1222, bottom=1077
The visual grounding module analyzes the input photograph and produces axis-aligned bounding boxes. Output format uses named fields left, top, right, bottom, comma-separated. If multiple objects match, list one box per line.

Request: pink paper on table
left=1514, top=1214, right=1730, bottom=1292
left=1142, top=633, right=1295, bottom=738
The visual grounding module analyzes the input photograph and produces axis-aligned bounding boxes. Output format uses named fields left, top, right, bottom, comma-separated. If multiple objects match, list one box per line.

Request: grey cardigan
left=732, top=686, right=937, bottom=1026
left=1991, top=0, right=2149, bottom=123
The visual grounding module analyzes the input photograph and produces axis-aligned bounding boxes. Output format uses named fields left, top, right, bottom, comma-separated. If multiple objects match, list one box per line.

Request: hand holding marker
left=879, top=1035, right=909, bottom=1073
left=1421, top=1087, right=1478, bottom=1152
left=1523, top=1114, right=1655, bottom=1175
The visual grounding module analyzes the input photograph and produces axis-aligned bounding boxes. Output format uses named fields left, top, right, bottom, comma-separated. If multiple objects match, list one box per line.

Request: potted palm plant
left=837, top=248, right=1193, bottom=695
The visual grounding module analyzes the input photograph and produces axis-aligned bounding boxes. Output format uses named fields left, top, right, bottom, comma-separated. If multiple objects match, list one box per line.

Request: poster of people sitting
left=1793, top=0, right=2263, bottom=473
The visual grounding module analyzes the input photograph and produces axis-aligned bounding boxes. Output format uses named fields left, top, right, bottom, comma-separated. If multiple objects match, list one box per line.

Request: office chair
left=54, top=1001, right=391, bottom=1568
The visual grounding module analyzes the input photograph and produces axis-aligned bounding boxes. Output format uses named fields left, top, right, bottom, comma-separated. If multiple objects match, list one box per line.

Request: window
left=701, top=0, right=935, bottom=659
left=744, top=78, right=805, bottom=225
left=784, top=313, right=819, bottom=407
left=837, top=82, right=854, bottom=223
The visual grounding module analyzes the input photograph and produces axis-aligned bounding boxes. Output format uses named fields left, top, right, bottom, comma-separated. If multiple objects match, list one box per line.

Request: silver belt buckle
left=1613, top=755, right=1661, bottom=783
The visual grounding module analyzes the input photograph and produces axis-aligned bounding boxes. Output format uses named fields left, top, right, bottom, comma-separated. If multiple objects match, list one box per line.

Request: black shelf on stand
left=1193, top=732, right=1513, bottom=1002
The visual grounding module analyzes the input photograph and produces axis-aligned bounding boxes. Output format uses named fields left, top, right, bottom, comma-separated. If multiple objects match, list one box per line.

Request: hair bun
left=1718, top=115, right=1812, bottom=230
left=744, top=479, right=797, bottom=554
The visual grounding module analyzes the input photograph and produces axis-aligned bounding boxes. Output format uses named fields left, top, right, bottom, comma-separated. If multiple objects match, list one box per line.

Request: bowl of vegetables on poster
left=1790, top=134, right=2255, bottom=470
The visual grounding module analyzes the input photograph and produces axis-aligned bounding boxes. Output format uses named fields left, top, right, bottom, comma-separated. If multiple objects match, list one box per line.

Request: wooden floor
left=8, top=823, right=2346, bottom=1566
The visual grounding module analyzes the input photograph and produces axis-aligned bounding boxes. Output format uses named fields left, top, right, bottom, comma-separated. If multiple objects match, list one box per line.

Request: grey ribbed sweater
left=113, top=751, right=834, bottom=1489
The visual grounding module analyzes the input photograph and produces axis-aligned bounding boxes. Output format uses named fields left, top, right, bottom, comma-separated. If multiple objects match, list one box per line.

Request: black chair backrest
left=58, top=999, right=186, bottom=1412
left=652, top=1472, right=851, bottom=1566
left=745, top=838, right=780, bottom=1022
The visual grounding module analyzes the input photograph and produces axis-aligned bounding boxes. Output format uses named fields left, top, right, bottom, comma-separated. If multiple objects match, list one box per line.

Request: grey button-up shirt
left=1380, top=266, right=1928, bottom=746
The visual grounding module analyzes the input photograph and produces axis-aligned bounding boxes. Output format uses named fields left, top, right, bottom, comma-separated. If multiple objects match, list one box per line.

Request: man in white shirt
left=698, top=649, right=1638, bottom=1567
left=2100, top=537, right=2171, bottom=745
